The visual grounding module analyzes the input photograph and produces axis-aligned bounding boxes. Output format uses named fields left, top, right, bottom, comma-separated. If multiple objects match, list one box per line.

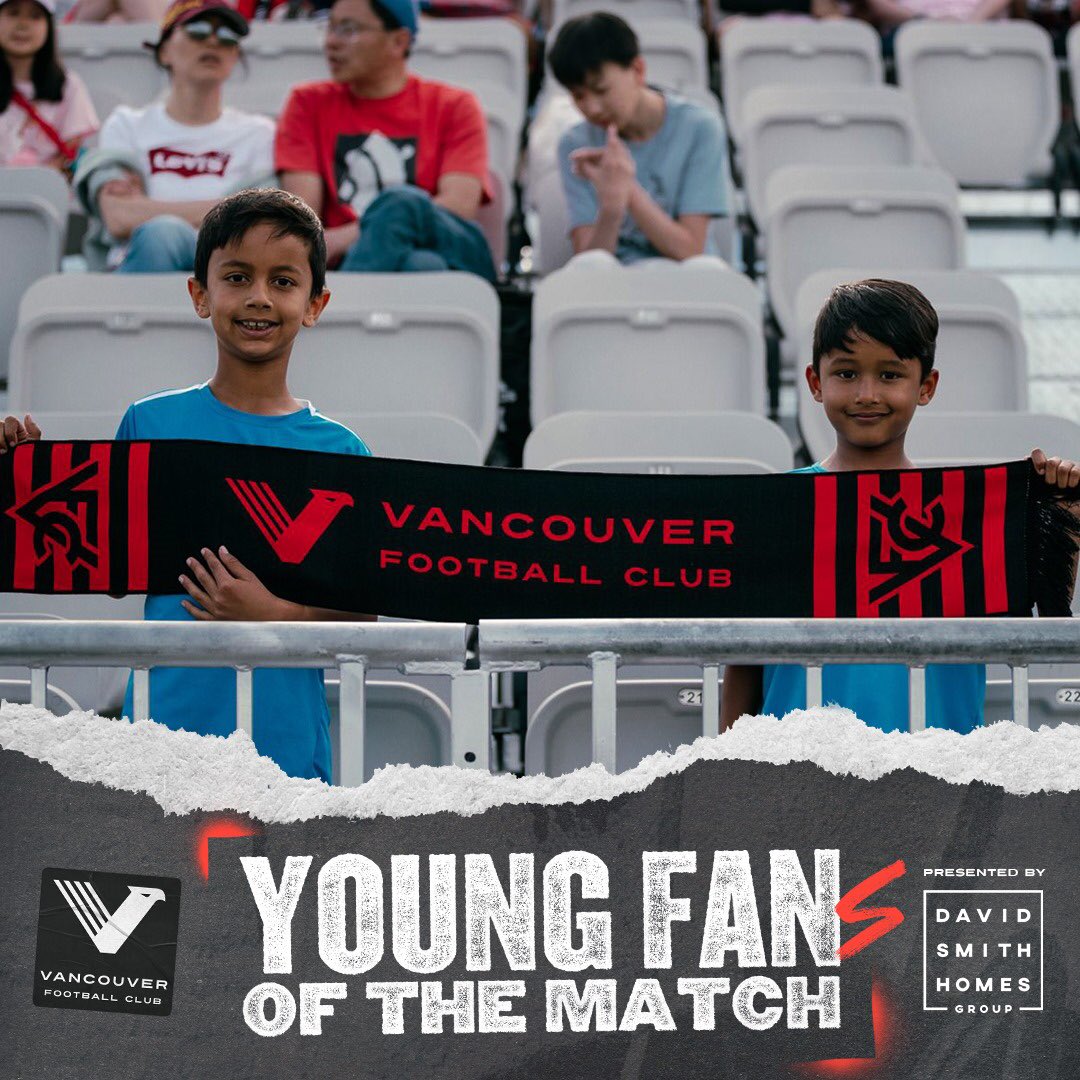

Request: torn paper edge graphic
left=3, top=703, right=1080, bottom=823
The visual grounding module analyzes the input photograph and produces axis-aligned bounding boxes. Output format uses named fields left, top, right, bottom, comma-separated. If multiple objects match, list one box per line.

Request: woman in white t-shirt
left=97, top=0, right=274, bottom=272
left=0, top=0, right=97, bottom=171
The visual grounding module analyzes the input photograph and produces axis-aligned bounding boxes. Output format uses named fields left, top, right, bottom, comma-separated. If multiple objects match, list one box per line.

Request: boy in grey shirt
left=549, top=12, right=728, bottom=264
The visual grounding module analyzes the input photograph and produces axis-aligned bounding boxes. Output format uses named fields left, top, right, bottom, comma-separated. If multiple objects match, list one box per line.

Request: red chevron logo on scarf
left=227, top=479, right=353, bottom=565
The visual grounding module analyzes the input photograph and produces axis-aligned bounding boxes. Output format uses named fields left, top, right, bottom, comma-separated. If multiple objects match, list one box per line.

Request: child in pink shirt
left=0, top=0, right=97, bottom=172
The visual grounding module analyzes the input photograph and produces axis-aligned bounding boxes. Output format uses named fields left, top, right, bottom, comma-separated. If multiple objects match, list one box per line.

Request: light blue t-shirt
left=558, top=90, right=729, bottom=264
left=761, top=464, right=986, bottom=734
left=116, top=383, right=371, bottom=781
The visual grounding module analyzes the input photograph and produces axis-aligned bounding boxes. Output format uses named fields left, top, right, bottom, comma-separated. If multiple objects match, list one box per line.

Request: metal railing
left=0, top=620, right=483, bottom=782
left=0, top=618, right=1077, bottom=779
left=478, top=618, right=1080, bottom=772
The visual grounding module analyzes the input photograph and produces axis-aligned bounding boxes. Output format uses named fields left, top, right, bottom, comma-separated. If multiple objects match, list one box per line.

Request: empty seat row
left=7, top=262, right=1044, bottom=452
left=722, top=19, right=1062, bottom=189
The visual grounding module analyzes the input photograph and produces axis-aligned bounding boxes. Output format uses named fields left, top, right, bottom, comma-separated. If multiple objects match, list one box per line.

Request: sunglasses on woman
left=182, top=20, right=243, bottom=45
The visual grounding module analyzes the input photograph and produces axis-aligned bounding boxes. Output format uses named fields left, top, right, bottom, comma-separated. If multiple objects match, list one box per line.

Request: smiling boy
left=720, top=279, right=1080, bottom=733
left=112, top=187, right=372, bottom=781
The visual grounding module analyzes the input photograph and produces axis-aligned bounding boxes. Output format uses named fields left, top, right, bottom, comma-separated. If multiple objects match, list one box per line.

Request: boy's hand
left=0, top=414, right=41, bottom=454
left=571, top=126, right=635, bottom=213
left=1032, top=449, right=1080, bottom=514
left=180, top=546, right=291, bottom=621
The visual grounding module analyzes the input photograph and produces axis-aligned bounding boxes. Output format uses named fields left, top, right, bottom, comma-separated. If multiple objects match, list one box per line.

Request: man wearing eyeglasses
left=275, top=0, right=496, bottom=280
left=76, top=0, right=275, bottom=272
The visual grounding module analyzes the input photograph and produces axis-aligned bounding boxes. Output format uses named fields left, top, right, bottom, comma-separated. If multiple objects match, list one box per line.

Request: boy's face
left=568, top=58, right=646, bottom=132
left=188, top=222, right=329, bottom=368
left=806, top=332, right=939, bottom=456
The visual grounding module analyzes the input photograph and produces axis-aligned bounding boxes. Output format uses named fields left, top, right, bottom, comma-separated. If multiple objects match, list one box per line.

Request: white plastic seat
left=549, top=0, right=701, bottom=30
left=411, top=16, right=528, bottom=115
left=0, top=598, right=144, bottom=714
left=741, top=84, right=927, bottom=226
left=895, top=21, right=1058, bottom=187
left=902, top=412, right=1080, bottom=469
left=225, top=22, right=325, bottom=117
left=8, top=273, right=212, bottom=414
left=326, top=679, right=452, bottom=785
left=327, top=412, right=485, bottom=464
left=0, top=678, right=82, bottom=716
left=289, top=272, right=501, bottom=449
left=22, top=411, right=125, bottom=440
left=720, top=19, right=883, bottom=145
left=0, top=168, right=69, bottom=382
left=57, top=23, right=165, bottom=119
left=793, top=270, right=1029, bottom=462
left=531, top=260, right=765, bottom=424
left=465, top=80, right=523, bottom=191
left=525, top=677, right=710, bottom=776
left=764, top=165, right=965, bottom=344
left=524, top=411, right=793, bottom=473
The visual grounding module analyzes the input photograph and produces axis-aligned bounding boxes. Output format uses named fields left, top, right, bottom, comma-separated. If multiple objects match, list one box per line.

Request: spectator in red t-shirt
left=275, top=0, right=495, bottom=279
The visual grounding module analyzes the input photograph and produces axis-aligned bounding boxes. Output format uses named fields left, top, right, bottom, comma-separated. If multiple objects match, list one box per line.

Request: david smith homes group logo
left=33, top=869, right=181, bottom=1016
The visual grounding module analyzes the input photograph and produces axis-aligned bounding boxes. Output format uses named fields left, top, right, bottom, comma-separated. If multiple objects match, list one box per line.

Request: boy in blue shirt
left=721, top=278, right=1080, bottom=733
left=548, top=12, right=728, bottom=264
left=114, top=187, right=372, bottom=781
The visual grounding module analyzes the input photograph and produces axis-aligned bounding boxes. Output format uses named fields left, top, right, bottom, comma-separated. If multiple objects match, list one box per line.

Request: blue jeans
left=341, top=185, right=496, bottom=281
left=116, top=215, right=198, bottom=273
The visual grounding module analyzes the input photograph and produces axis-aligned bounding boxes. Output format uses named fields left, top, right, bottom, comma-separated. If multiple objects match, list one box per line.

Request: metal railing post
left=235, top=667, right=253, bottom=739
left=338, top=659, right=367, bottom=785
left=1011, top=665, right=1030, bottom=728
left=589, top=651, right=619, bottom=772
left=806, top=666, right=823, bottom=709
left=909, top=665, right=927, bottom=732
left=133, top=668, right=150, bottom=721
left=450, top=669, right=491, bottom=770
left=30, top=667, right=47, bottom=709
left=702, top=663, right=720, bottom=737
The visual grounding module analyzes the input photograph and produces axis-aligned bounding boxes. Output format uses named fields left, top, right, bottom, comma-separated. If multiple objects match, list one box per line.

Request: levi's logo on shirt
left=148, top=146, right=231, bottom=178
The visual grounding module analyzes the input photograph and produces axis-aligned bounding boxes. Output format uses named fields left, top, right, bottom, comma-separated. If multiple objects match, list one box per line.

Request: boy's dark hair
left=0, top=8, right=65, bottom=112
left=548, top=12, right=639, bottom=91
left=194, top=188, right=327, bottom=299
left=812, top=278, right=939, bottom=378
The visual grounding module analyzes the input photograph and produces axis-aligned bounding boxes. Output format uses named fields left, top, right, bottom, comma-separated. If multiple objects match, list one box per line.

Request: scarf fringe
left=1027, top=476, right=1080, bottom=616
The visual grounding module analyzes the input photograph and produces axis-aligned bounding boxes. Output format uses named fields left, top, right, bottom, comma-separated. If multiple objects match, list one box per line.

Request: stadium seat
left=8, top=273, right=212, bottom=415
left=531, top=260, right=765, bottom=424
left=548, top=0, right=701, bottom=31
left=0, top=678, right=82, bottom=716
left=720, top=19, right=883, bottom=145
left=325, top=678, right=452, bottom=785
left=895, top=22, right=1059, bottom=187
left=411, top=16, right=528, bottom=115
left=764, top=166, right=966, bottom=345
left=225, top=22, right=325, bottom=117
left=740, top=84, right=928, bottom=227
left=525, top=677, right=710, bottom=776
left=17, top=411, right=124, bottom=441
left=523, top=411, right=793, bottom=473
left=901, top=412, right=1080, bottom=468
left=0, top=599, right=144, bottom=715
left=466, top=81, right=523, bottom=191
left=0, top=168, right=69, bottom=383
left=58, top=23, right=164, bottom=120
left=289, top=272, right=501, bottom=449
left=326, top=413, right=485, bottom=464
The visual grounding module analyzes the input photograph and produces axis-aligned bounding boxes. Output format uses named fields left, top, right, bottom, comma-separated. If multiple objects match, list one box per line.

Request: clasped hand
left=570, top=124, right=636, bottom=213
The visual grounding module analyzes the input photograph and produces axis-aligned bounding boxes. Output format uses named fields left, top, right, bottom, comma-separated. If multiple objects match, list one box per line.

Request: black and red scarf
left=0, top=441, right=1076, bottom=622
